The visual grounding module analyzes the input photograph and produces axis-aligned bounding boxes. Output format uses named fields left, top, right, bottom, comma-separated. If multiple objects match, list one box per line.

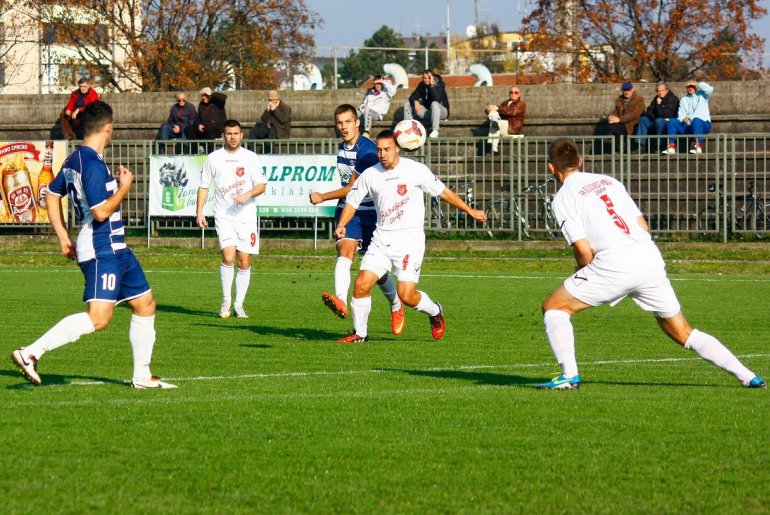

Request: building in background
left=0, top=1, right=139, bottom=94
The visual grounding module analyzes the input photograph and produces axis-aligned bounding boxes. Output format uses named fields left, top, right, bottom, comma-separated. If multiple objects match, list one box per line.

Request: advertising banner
left=149, top=154, right=341, bottom=218
left=0, top=141, right=68, bottom=224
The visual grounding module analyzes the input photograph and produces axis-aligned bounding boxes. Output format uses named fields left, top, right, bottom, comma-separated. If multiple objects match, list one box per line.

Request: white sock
left=23, top=312, right=95, bottom=360
left=234, top=267, right=251, bottom=307
left=377, top=274, right=401, bottom=311
left=684, top=328, right=755, bottom=385
left=350, top=296, right=372, bottom=337
left=334, top=256, right=353, bottom=302
left=130, top=314, right=156, bottom=381
left=220, top=262, right=234, bottom=302
left=544, top=310, right=579, bottom=378
left=414, top=290, right=440, bottom=317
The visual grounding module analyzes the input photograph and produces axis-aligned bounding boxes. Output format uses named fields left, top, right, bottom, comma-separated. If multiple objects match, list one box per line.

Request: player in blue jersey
left=11, top=100, right=176, bottom=389
left=310, top=104, right=404, bottom=337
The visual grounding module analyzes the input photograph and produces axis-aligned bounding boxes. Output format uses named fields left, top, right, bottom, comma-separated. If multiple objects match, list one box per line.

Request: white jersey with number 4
left=552, top=171, right=652, bottom=255
left=200, top=146, right=268, bottom=223
left=346, top=156, right=445, bottom=232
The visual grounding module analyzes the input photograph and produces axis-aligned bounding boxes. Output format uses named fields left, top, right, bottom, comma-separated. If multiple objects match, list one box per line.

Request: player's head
left=223, top=119, right=243, bottom=151
left=547, top=138, right=582, bottom=181
left=375, top=130, right=400, bottom=170
left=334, top=104, right=360, bottom=144
left=81, top=100, right=113, bottom=139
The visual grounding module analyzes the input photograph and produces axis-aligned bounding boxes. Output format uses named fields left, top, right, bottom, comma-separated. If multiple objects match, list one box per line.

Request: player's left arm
left=234, top=183, right=266, bottom=205
left=91, top=165, right=132, bottom=222
left=439, top=187, right=487, bottom=222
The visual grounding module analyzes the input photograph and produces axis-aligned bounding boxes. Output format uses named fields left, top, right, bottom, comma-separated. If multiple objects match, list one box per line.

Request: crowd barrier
left=2, top=134, right=768, bottom=243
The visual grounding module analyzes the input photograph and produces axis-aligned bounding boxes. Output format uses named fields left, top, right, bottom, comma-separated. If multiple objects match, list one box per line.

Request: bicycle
left=429, top=179, right=478, bottom=229
left=484, top=178, right=560, bottom=239
left=698, top=180, right=770, bottom=238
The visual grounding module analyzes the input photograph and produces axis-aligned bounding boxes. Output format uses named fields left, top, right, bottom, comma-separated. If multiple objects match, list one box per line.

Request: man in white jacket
left=358, top=75, right=397, bottom=138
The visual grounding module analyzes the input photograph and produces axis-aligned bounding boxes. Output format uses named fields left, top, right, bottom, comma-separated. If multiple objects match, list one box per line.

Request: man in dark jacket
left=250, top=90, right=291, bottom=140
left=403, top=70, right=450, bottom=139
left=185, top=87, right=227, bottom=140
left=635, top=82, right=679, bottom=152
left=157, top=92, right=197, bottom=141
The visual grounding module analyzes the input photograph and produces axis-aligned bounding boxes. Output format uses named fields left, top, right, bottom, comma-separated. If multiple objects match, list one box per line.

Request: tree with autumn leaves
left=18, top=0, right=320, bottom=91
left=520, top=0, right=767, bottom=82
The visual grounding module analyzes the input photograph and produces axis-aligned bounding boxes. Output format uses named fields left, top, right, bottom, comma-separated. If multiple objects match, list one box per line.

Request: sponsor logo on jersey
left=397, top=184, right=407, bottom=196
left=236, top=167, right=245, bottom=177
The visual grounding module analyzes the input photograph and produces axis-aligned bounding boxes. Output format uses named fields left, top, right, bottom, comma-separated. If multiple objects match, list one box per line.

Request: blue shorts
left=79, top=249, right=151, bottom=304
left=335, top=205, right=377, bottom=254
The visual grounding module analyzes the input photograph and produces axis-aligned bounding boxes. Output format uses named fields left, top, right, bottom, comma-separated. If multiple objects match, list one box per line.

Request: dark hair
left=548, top=138, right=580, bottom=172
left=334, top=104, right=357, bottom=119
left=80, top=100, right=113, bottom=136
left=422, top=69, right=433, bottom=75
left=224, top=119, right=241, bottom=129
left=375, top=129, right=396, bottom=142
left=373, top=75, right=383, bottom=81
left=77, top=77, right=88, bottom=85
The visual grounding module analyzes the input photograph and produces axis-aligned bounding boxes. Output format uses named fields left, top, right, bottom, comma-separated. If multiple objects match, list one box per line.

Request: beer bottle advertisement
left=0, top=141, right=67, bottom=224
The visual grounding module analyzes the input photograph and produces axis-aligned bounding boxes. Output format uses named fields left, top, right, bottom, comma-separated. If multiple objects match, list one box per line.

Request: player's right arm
left=334, top=203, right=358, bottom=239
left=46, top=192, right=76, bottom=260
left=309, top=179, right=354, bottom=205
left=571, top=238, right=594, bottom=268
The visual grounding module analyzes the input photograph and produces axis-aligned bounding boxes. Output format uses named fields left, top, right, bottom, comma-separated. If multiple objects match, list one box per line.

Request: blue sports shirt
left=48, top=146, right=126, bottom=262
left=337, top=135, right=379, bottom=211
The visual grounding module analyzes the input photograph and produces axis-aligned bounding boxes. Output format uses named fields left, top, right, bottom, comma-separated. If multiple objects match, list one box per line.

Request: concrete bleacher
left=1, top=80, right=768, bottom=141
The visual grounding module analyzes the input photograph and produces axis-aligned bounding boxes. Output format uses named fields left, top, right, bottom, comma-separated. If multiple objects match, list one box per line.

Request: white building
left=0, top=2, right=140, bottom=94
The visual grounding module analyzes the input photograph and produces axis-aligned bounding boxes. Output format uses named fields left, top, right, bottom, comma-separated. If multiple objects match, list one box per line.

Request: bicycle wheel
left=541, top=203, right=561, bottom=240
left=697, top=203, right=719, bottom=236
left=484, top=201, right=509, bottom=230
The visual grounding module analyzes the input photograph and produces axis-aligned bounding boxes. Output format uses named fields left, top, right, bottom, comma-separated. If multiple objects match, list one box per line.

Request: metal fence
left=4, top=134, right=770, bottom=242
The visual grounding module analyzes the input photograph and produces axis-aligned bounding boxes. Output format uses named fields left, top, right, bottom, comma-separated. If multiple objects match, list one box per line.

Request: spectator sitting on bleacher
left=185, top=87, right=227, bottom=140
left=157, top=92, right=197, bottom=141
left=606, top=82, right=645, bottom=146
left=635, top=82, right=679, bottom=153
left=249, top=90, right=291, bottom=140
left=404, top=69, right=450, bottom=139
left=60, top=77, right=100, bottom=141
left=662, top=80, right=713, bottom=155
left=358, top=75, right=396, bottom=138
left=485, top=86, right=526, bottom=153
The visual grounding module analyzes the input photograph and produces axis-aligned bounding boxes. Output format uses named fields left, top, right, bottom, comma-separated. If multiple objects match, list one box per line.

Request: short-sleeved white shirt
left=346, top=156, right=445, bottom=233
left=200, top=146, right=268, bottom=223
left=552, top=171, right=651, bottom=255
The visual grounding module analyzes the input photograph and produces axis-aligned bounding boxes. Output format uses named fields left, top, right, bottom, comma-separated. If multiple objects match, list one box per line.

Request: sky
left=305, top=0, right=770, bottom=66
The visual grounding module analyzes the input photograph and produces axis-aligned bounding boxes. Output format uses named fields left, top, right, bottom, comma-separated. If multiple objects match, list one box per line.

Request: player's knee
left=89, top=312, right=113, bottom=331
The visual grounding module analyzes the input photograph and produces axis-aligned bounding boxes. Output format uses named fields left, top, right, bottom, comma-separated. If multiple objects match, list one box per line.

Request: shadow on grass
left=2, top=368, right=127, bottom=389
left=195, top=322, right=342, bottom=341
left=385, top=368, right=535, bottom=387
left=156, top=303, right=217, bottom=317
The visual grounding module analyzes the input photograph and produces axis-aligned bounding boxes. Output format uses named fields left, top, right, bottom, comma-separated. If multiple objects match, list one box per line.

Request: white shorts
left=360, top=229, right=425, bottom=283
left=215, top=218, right=260, bottom=255
left=564, top=244, right=681, bottom=318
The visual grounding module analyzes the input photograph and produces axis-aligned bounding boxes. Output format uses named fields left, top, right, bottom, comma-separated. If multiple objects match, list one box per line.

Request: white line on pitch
left=55, top=353, right=768, bottom=387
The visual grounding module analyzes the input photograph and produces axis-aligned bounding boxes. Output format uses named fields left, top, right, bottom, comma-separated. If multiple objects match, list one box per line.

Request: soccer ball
left=394, top=119, right=427, bottom=150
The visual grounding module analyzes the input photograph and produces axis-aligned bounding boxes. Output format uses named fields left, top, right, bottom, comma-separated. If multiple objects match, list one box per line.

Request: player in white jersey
left=334, top=130, right=487, bottom=343
left=11, top=100, right=176, bottom=388
left=539, top=138, right=765, bottom=390
left=310, top=104, right=403, bottom=336
left=196, top=120, right=268, bottom=319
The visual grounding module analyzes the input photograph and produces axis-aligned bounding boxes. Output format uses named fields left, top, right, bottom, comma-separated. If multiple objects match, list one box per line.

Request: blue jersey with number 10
left=48, top=146, right=126, bottom=263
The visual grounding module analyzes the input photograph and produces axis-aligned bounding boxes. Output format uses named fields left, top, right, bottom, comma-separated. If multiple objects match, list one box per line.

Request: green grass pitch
left=1, top=244, right=768, bottom=513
